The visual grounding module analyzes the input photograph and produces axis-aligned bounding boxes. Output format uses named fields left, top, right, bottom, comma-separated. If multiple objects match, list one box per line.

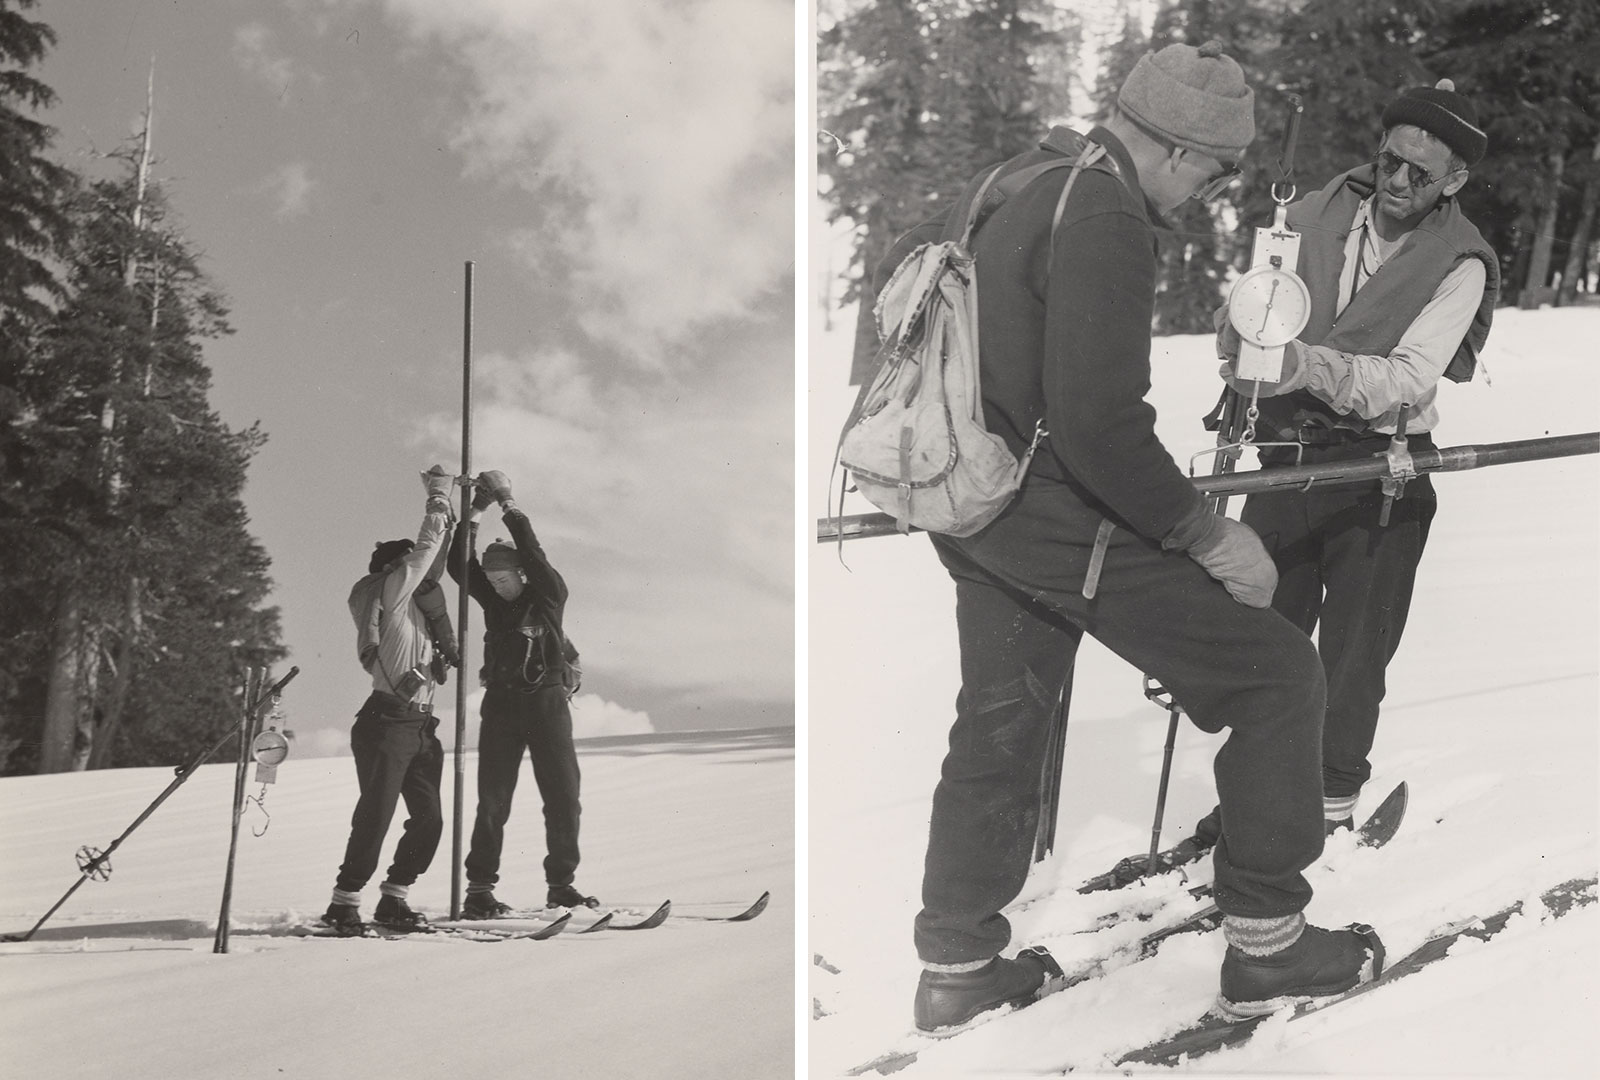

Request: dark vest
left=1261, top=164, right=1499, bottom=437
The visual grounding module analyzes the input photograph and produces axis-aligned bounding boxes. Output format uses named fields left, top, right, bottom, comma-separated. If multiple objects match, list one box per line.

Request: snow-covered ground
left=0, top=728, right=793, bottom=1079
left=808, top=301, right=1600, bottom=1077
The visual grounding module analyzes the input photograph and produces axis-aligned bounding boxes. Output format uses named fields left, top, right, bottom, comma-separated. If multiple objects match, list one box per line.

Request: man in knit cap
left=874, top=40, right=1382, bottom=1031
left=323, top=465, right=457, bottom=933
left=447, top=469, right=591, bottom=917
left=1194, top=80, right=1497, bottom=846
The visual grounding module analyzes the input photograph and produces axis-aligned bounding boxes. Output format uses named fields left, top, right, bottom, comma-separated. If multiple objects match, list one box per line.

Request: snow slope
left=807, top=304, right=1600, bottom=1077
left=0, top=728, right=793, bottom=1079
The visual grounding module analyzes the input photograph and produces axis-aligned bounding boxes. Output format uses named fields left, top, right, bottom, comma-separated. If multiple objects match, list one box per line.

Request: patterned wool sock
left=330, top=888, right=362, bottom=908
left=1324, top=792, right=1359, bottom=825
left=1223, top=911, right=1307, bottom=956
left=379, top=881, right=409, bottom=901
left=922, top=956, right=995, bottom=974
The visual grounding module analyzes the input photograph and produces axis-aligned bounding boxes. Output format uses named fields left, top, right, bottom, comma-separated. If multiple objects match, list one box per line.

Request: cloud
left=414, top=336, right=794, bottom=705
left=373, top=686, right=652, bottom=745
left=234, top=23, right=300, bottom=100
left=570, top=694, right=653, bottom=738
left=288, top=725, right=349, bottom=759
left=364, top=0, right=794, bottom=365
left=257, top=162, right=318, bottom=219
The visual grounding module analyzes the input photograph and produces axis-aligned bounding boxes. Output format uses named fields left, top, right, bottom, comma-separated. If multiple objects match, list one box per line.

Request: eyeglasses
left=1192, top=162, right=1242, bottom=202
left=1376, top=148, right=1453, bottom=190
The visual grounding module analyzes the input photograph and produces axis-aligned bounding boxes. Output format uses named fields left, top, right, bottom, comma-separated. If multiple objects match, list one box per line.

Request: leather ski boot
left=461, top=891, right=514, bottom=919
left=372, top=894, right=430, bottom=932
left=913, top=947, right=1064, bottom=1034
left=1218, top=923, right=1384, bottom=1018
left=547, top=884, right=600, bottom=909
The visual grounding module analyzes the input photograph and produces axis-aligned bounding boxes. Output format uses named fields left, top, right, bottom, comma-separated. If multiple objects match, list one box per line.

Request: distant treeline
left=819, top=0, right=1599, bottom=379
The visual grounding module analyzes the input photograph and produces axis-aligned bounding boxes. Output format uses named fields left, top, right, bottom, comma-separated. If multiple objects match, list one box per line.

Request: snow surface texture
left=809, top=305, right=1599, bottom=1077
left=0, top=728, right=793, bottom=1079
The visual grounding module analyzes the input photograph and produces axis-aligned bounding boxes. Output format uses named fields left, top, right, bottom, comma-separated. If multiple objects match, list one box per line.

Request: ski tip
left=579, top=912, right=614, bottom=934
left=530, top=912, right=572, bottom=940
left=1356, top=780, right=1409, bottom=848
left=726, top=890, right=770, bottom=922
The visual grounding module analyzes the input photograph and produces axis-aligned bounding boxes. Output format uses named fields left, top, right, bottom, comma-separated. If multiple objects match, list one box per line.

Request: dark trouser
left=465, top=685, right=582, bottom=890
left=1241, top=439, right=1436, bottom=800
left=916, top=487, right=1326, bottom=967
left=335, top=692, right=444, bottom=892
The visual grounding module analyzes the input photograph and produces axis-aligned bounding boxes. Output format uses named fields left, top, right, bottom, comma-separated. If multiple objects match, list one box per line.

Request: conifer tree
left=819, top=0, right=1078, bottom=381
left=2, top=78, right=285, bottom=772
left=0, top=0, right=76, bottom=771
left=1421, top=0, right=1600, bottom=301
left=15, top=159, right=286, bottom=773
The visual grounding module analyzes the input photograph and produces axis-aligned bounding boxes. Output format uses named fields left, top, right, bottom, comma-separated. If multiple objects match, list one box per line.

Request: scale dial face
left=252, top=730, right=290, bottom=766
left=1228, top=263, right=1312, bottom=349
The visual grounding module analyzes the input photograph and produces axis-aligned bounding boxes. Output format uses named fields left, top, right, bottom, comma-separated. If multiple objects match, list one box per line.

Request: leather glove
left=477, top=469, right=514, bottom=505
left=471, top=478, right=497, bottom=513
left=1165, top=505, right=1277, bottom=608
left=1213, top=302, right=1241, bottom=362
left=1219, top=340, right=1309, bottom=398
left=421, top=464, right=455, bottom=511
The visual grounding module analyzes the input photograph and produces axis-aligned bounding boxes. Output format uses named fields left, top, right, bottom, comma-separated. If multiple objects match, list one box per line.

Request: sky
left=30, top=0, right=797, bottom=755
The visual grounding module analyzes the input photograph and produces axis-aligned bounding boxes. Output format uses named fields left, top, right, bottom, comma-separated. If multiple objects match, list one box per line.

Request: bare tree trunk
left=1508, top=211, right=1535, bottom=305
left=38, top=592, right=86, bottom=773
left=1557, top=143, right=1599, bottom=306
left=73, top=63, right=157, bottom=770
left=1520, top=148, right=1565, bottom=308
left=97, top=63, right=155, bottom=498
left=88, top=578, right=142, bottom=770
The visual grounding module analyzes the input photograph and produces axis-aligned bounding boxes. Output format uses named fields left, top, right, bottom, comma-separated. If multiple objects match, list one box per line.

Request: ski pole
left=215, top=667, right=266, bottom=954
left=1142, top=677, right=1183, bottom=877
left=6, top=666, right=298, bottom=943
left=1033, top=665, right=1075, bottom=863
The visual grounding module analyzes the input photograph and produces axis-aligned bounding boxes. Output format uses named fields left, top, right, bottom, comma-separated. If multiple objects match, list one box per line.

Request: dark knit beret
left=481, top=540, right=521, bottom=571
left=1381, top=79, right=1486, bottom=166
left=369, top=538, right=414, bottom=574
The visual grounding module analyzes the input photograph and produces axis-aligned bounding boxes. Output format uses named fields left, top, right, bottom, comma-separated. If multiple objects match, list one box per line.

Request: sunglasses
left=1376, top=148, right=1454, bottom=190
left=1191, top=161, right=1243, bottom=203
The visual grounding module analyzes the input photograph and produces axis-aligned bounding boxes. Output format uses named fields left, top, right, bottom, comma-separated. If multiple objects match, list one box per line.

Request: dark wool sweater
left=877, top=126, right=1206, bottom=544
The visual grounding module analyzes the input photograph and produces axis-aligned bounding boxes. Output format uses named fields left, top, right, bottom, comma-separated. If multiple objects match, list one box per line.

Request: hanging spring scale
left=247, top=706, right=291, bottom=835
left=1224, top=94, right=1311, bottom=448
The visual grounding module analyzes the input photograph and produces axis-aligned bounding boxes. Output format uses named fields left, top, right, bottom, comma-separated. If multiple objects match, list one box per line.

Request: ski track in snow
left=808, top=304, right=1599, bottom=1078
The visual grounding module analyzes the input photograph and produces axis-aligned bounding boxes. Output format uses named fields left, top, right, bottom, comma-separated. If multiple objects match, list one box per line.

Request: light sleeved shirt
left=362, top=506, right=450, bottom=703
left=1293, top=197, right=1486, bottom=434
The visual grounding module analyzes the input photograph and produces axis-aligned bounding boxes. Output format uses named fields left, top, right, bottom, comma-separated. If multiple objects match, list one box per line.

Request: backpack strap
left=946, top=142, right=1116, bottom=255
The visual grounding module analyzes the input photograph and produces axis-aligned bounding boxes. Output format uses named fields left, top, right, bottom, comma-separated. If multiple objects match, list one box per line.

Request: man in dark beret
left=1207, top=79, right=1498, bottom=839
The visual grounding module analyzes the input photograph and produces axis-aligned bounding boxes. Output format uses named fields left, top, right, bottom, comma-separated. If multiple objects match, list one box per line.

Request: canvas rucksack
left=834, top=133, right=1115, bottom=538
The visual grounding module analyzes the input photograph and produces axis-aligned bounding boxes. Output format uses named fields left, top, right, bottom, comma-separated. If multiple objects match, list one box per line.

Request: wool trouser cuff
left=1223, top=911, right=1307, bottom=956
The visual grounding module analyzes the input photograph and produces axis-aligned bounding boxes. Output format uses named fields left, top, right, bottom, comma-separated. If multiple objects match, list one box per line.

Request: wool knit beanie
left=369, top=538, right=414, bottom=574
left=481, top=540, right=520, bottom=571
left=1381, top=79, right=1486, bottom=166
left=1117, top=39, right=1255, bottom=160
